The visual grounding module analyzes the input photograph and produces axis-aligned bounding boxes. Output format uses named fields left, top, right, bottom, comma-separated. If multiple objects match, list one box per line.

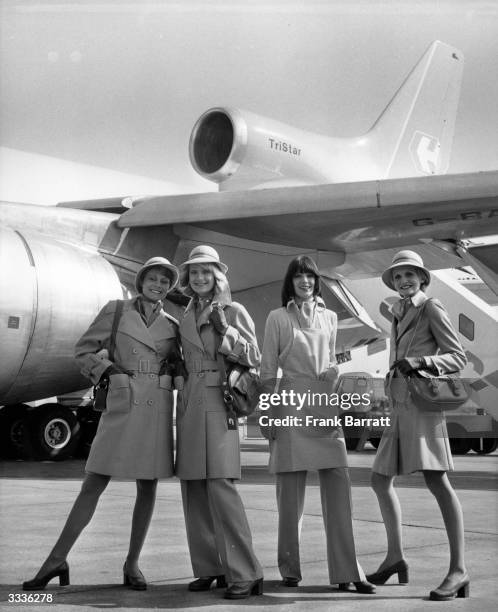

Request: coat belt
left=120, top=359, right=162, bottom=373
left=186, top=359, right=220, bottom=373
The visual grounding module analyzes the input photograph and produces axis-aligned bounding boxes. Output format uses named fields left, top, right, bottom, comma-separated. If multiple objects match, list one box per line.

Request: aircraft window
left=458, top=313, right=474, bottom=341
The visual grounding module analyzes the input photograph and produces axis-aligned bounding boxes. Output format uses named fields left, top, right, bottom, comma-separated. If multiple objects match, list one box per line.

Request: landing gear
left=24, top=404, right=81, bottom=461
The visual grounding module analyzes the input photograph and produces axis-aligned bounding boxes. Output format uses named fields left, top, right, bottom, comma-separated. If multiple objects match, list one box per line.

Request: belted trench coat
left=175, top=298, right=260, bottom=480
left=75, top=298, right=179, bottom=479
left=373, top=292, right=467, bottom=476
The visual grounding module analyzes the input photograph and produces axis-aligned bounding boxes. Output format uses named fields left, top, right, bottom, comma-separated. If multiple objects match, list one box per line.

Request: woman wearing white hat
left=23, top=257, right=181, bottom=592
left=368, top=250, right=469, bottom=601
left=176, top=245, right=263, bottom=600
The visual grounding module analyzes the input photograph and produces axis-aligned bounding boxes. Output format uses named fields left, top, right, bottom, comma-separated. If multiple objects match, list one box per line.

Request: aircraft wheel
left=449, top=437, right=471, bottom=455
left=26, top=405, right=81, bottom=461
left=471, top=438, right=498, bottom=454
left=0, top=405, right=30, bottom=459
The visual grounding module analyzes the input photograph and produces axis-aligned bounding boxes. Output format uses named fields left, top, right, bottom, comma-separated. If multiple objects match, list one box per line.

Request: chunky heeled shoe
left=366, top=559, right=409, bottom=585
left=429, top=576, right=470, bottom=601
left=338, top=580, right=376, bottom=594
left=224, top=577, right=264, bottom=599
left=188, top=575, right=227, bottom=591
left=23, top=561, right=70, bottom=591
left=123, top=563, right=147, bottom=590
left=281, top=577, right=300, bottom=587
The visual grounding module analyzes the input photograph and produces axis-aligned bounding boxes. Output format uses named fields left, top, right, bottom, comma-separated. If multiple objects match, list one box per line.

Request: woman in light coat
left=23, top=257, right=181, bottom=592
left=176, top=245, right=263, bottom=600
left=368, top=250, right=469, bottom=601
left=260, top=255, right=375, bottom=594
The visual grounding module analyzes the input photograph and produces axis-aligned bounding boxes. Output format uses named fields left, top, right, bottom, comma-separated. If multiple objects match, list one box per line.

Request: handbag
left=407, top=372, right=470, bottom=412
left=92, top=300, right=124, bottom=412
left=214, top=306, right=261, bottom=418
left=399, top=299, right=470, bottom=412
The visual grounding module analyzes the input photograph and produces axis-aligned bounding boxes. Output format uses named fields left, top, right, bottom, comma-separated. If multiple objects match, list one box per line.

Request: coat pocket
left=107, top=373, right=131, bottom=413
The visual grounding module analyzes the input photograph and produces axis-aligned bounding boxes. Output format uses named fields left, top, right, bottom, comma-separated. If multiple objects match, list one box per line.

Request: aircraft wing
left=118, top=171, right=498, bottom=259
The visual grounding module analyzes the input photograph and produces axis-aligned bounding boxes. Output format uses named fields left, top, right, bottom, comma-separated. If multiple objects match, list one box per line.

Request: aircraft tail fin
left=367, top=41, right=464, bottom=178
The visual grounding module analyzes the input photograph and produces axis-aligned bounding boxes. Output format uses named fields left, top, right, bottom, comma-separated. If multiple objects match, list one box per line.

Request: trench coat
left=75, top=298, right=179, bottom=479
left=175, top=298, right=260, bottom=480
left=260, top=299, right=348, bottom=473
left=373, top=291, right=467, bottom=476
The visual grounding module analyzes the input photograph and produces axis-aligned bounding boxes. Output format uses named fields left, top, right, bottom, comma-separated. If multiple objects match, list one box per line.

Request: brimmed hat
left=381, top=250, right=431, bottom=290
left=135, top=257, right=179, bottom=293
left=179, top=245, right=228, bottom=274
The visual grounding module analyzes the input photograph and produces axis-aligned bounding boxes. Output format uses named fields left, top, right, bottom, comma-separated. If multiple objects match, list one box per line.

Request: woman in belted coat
left=368, top=250, right=469, bottom=601
left=260, top=255, right=375, bottom=594
left=23, top=257, right=181, bottom=592
left=176, top=245, right=263, bottom=600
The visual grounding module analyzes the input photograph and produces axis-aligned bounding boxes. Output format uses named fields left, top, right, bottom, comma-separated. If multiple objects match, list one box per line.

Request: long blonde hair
left=179, top=262, right=231, bottom=303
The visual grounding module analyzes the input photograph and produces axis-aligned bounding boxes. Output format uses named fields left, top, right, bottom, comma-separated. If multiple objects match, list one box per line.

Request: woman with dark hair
left=260, top=255, right=374, bottom=594
left=368, top=251, right=468, bottom=601
left=175, top=245, right=263, bottom=600
left=23, top=257, right=181, bottom=591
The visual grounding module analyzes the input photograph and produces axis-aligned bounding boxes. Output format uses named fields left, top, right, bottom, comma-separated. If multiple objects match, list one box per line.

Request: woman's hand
left=393, top=357, right=424, bottom=375
left=209, top=303, right=229, bottom=335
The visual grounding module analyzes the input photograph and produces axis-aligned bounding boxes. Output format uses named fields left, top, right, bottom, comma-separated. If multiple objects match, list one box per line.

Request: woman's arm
left=218, top=302, right=261, bottom=368
left=260, top=310, right=281, bottom=391
left=74, top=301, right=117, bottom=384
left=426, top=298, right=467, bottom=374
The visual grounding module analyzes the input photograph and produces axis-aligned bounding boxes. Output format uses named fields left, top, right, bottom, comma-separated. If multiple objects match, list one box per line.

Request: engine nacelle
left=189, top=107, right=379, bottom=191
left=0, top=226, right=123, bottom=404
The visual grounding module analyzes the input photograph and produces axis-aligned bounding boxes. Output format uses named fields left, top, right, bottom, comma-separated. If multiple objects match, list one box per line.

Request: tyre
left=25, top=405, right=81, bottom=461
left=0, top=404, right=30, bottom=459
left=470, top=438, right=498, bottom=454
left=448, top=424, right=471, bottom=455
left=449, top=437, right=471, bottom=455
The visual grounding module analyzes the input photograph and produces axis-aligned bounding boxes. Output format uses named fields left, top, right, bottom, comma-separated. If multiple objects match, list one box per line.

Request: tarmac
left=1, top=439, right=497, bottom=612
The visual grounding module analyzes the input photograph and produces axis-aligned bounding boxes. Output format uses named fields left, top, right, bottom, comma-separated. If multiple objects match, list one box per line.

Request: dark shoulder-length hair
left=281, top=255, right=322, bottom=306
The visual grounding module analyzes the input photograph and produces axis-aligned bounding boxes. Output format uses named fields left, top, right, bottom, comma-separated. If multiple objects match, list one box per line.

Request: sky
left=1, top=0, right=498, bottom=202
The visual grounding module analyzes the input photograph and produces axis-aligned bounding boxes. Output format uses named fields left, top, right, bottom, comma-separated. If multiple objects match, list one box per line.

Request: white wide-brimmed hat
left=179, top=245, right=228, bottom=274
left=381, top=250, right=431, bottom=290
left=135, top=257, right=179, bottom=293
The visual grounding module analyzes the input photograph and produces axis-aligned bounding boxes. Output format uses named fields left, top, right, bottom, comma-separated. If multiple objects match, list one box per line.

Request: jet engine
left=188, top=106, right=374, bottom=190
left=0, top=226, right=123, bottom=405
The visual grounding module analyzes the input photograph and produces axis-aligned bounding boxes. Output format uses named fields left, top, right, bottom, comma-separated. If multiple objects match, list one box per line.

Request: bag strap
left=108, top=299, right=124, bottom=362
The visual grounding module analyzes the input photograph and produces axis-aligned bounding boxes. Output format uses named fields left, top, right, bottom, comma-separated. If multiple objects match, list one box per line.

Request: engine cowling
left=0, top=226, right=123, bottom=404
left=189, top=107, right=379, bottom=190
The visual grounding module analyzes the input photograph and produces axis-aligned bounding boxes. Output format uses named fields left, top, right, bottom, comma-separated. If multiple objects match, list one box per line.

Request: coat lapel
left=148, top=311, right=177, bottom=341
left=180, top=303, right=204, bottom=350
left=395, top=292, right=429, bottom=341
left=119, top=308, right=158, bottom=351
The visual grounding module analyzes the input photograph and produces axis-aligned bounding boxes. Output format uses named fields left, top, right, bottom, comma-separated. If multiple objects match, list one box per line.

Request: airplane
left=1, top=40, right=497, bottom=460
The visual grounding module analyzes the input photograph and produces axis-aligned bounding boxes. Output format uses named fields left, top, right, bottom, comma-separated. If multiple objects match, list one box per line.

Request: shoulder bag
left=400, top=299, right=470, bottom=412
left=92, top=300, right=124, bottom=412
left=214, top=305, right=261, bottom=419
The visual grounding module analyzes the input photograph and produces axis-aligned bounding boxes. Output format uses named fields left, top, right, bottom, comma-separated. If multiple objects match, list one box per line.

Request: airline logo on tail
left=410, top=131, right=441, bottom=174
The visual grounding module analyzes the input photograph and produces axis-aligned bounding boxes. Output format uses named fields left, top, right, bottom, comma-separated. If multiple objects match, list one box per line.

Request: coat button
left=132, top=348, right=138, bottom=354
